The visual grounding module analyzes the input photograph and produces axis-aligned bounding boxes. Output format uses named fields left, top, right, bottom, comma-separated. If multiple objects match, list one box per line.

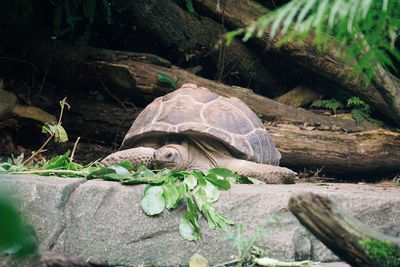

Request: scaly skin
left=101, top=147, right=155, bottom=168
left=218, top=158, right=297, bottom=184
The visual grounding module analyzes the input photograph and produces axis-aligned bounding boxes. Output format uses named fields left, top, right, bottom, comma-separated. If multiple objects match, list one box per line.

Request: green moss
left=359, top=238, right=400, bottom=267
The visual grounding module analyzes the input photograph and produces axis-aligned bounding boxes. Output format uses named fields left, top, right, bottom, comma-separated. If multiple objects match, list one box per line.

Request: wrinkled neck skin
left=154, top=137, right=228, bottom=171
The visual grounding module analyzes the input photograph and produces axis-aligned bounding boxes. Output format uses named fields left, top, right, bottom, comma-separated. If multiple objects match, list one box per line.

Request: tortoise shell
left=122, top=83, right=281, bottom=165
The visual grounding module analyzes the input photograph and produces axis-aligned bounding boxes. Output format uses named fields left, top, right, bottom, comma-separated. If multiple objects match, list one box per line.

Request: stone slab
left=0, top=174, right=399, bottom=266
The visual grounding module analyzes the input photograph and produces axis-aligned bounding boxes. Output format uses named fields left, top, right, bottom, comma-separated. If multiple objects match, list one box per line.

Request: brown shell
left=122, top=83, right=281, bottom=165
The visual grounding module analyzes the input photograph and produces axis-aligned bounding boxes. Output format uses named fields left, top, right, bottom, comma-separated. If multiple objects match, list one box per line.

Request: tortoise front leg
left=101, top=147, right=156, bottom=169
left=219, top=158, right=297, bottom=184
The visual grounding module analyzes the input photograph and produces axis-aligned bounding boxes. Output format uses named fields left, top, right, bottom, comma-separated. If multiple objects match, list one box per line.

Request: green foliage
left=310, top=99, right=343, bottom=114
left=229, top=0, right=400, bottom=81
left=359, top=238, right=400, bottom=267
left=185, top=0, right=197, bottom=15
left=1, top=155, right=256, bottom=241
left=0, top=154, right=27, bottom=174
left=157, top=73, right=180, bottom=90
left=311, top=96, right=382, bottom=125
left=0, top=195, right=38, bottom=259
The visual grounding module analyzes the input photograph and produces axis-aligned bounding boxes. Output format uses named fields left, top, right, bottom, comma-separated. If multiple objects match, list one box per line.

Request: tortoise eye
left=166, top=153, right=173, bottom=158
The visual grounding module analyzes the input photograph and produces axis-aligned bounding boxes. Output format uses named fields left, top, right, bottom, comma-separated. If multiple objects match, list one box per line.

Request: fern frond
left=311, top=99, right=343, bottom=114
left=351, top=108, right=369, bottom=125
left=240, top=0, right=400, bottom=82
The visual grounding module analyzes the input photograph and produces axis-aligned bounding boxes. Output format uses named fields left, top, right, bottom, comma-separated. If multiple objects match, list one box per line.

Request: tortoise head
left=154, top=144, right=189, bottom=170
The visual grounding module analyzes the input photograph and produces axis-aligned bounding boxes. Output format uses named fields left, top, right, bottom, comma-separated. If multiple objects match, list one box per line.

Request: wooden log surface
left=289, top=192, right=400, bottom=266
left=269, top=124, right=400, bottom=177
left=194, top=0, right=400, bottom=125
left=5, top=40, right=378, bottom=133
left=273, top=86, right=321, bottom=107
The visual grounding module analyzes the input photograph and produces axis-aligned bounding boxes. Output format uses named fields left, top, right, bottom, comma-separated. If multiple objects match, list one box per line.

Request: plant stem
left=23, top=97, right=69, bottom=166
left=11, top=169, right=84, bottom=175
left=213, top=258, right=242, bottom=267
left=70, top=136, right=81, bottom=162
left=22, top=133, right=54, bottom=165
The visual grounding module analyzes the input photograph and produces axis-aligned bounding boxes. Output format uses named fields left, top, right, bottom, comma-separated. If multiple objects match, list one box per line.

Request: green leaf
left=108, top=164, right=130, bottom=176
left=202, top=203, right=234, bottom=232
left=157, top=73, right=178, bottom=90
left=41, top=151, right=70, bottom=170
left=162, top=184, right=180, bottom=210
left=135, top=164, right=155, bottom=177
left=183, top=174, right=198, bottom=190
left=115, top=161, right=134, bottom=170
left=225, top=29, right=243, bottom=46
left=141, top=186, right=165, bottom=216
left=201, top=181, right=220, bottom=203
left=179, top=212, right=200, bottom=241
left=205, top=174, right=231, bottom=190
left=193, top=187, right=208, bottom=209
left=42, top=124, right=56, bottom=135
left=175, top=183, right=187, bottom=201
left=185, top=0, right=196, bottom=15
left=54, top=124, right=68, bottom=142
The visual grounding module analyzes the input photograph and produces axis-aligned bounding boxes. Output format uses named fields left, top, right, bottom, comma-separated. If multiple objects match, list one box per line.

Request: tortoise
left=102, top=83, right=296, bottom=183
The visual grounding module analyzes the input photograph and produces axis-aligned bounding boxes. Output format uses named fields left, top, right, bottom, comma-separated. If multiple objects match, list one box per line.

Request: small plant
left=22, top=98, right=71, bottom=165
left=157, top=73, right=180, bottom=90
left=311, top=96, right=381, bottom=125
left=310, top=99, right=343, bottom=114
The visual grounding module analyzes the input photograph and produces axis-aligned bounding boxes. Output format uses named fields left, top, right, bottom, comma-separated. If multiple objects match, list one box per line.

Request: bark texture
left=114, top=0, right=284, bottom=94
left=289, top=192, right=400, bottom=266
left=269, top=124, right=400, bottom=177
left=273, top=86, right=321, bottom=107
left=5, top=40, right=377, bottom=133
left=194, top=0, right=400, bottom=124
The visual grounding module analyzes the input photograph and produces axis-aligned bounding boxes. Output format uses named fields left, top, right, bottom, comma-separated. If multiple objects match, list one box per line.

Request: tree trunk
left=194, top=0, right=400, bottom=125
left=288, top=192, right=400, bottom=267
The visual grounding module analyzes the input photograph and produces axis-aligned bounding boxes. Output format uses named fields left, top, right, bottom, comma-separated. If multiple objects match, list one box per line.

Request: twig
left=11, top=170, right=84, bottom=175
left=22, top=133, right=54, bottom=165
left=38, top=38, right=57, bottom=95
left=94, top=67, right=128, bottom=111
left=212, top=258, right=242, bottom=267
left=69, top=137, right=81, bottom=162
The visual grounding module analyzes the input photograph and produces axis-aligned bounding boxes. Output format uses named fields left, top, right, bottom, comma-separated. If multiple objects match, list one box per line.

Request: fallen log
left=4, top=40, right=377, bottom=133
left=268, top=124, right=400, bottom=177
left=114, top=0, right=284, bottom=95
left=194, top=0, right=400, bottom=125
left=273, top=86, right=321, bottom=107
left=289, top=192, right=400, bottom=267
